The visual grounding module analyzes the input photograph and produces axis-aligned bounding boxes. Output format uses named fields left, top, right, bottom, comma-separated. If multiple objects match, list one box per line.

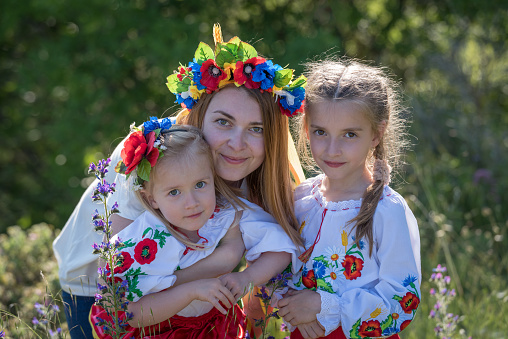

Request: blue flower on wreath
left=402, top=274, right=418, bottom=287
left=175, top=93, right=197, bottom=109
left=143, top=117, right=175, bottom=135
left=313, top=260, right=327, bottom=279
left=279, top=86, right=305, bottom=114
left=252, top=60, right=282, bottom=90
left=188, top=59, right=206, bottom=90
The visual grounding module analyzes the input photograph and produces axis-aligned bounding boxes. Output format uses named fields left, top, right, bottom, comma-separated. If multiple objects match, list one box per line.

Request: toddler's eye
left=169, top=189, right=180, bottom=196
left=345, top=132, right=357, bottom=138
left=314, top=129, right=326, bottom=136
left=195, top=181, right=206, bottom=189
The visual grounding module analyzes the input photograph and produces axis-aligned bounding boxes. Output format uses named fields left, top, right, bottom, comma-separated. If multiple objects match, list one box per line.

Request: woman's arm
left=110, top=214, right=134, bottom=235
left=127, top=278, right=235, bottom=327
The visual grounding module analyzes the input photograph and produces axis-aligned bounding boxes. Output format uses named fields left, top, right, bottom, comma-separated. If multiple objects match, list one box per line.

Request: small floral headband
left=115, top=116, right=176, bottom=187
left=166, top=24, right=306, bottom=117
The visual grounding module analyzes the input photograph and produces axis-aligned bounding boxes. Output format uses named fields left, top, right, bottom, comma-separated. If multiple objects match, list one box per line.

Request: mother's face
left=201, top=87, right=265, bottom=183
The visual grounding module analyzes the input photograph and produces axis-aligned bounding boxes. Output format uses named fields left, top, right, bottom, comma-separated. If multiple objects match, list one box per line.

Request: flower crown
left=115, top=117, right=176, bottom=187
left=166, top=24, right=306, bottom=117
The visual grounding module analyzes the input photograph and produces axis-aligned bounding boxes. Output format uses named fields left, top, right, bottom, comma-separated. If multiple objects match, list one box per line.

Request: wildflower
left=0, top=330, right=5, bottom=338
left=32, top=317, right=39, bottom=325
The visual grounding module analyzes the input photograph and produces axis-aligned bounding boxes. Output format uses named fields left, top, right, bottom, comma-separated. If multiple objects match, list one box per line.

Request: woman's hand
left=219, top=271, right=253, bottom=301
left=297, top=320, right=326, bottom=339
left=277, top=289, right=321, bottom=326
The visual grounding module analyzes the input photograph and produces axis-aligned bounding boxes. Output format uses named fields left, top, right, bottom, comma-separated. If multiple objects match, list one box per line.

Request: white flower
left=323, top=245, right=345, bottom=266
left=324, top=265, right=344, bottom=292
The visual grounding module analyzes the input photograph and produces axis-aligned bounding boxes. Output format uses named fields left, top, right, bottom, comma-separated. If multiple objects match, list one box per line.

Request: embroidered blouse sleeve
left=316, top=193, right=421, bottom=337
left=239, top=199, right=302, bottom=273
left=111, top=212, right=185, bottom=303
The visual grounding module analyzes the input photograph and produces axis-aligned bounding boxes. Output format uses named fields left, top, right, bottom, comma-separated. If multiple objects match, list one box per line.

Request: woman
left=53, top=24, right=308, bottom=338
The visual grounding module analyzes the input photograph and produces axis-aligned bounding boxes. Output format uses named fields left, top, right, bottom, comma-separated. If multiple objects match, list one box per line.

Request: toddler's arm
left=127, top=278, right=235, bottom=327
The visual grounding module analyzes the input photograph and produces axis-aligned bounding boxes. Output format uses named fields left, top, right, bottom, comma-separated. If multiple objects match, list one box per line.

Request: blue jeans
left=62, top=291, right=95, bottom=339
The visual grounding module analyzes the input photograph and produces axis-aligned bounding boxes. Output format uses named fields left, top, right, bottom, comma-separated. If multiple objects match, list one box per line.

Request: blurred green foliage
left=1, top=0, right=508, bottom=337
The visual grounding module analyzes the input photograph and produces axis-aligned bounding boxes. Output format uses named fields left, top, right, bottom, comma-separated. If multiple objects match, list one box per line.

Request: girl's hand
left=297, top=320, right=325, bottom=339
left=191, top=278, right=236, bottom=314
left=219, top=272, right=253, bottom=301
left=277, top=289, right=321, bottom=326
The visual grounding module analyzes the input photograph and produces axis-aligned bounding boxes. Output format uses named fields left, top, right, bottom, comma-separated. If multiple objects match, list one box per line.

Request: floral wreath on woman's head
left=166, top=23, right=306, bottom=117
left=115, top=116, right=175, bottom=188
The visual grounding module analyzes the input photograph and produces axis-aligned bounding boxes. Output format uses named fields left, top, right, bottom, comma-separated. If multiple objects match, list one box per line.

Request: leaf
left=380, top=314, right=393, bottom=330
left=194, top=42, right=214, bottom=64
left=237, top=42, right=257, bottom=61
left=120, top=239, right=136, bottom=248
left=137, top=159, right=151, bottom=182
left=349, top=318, right=362, bottom=338
left=215, top=49, right=235, bottom=68
left=316, top=278, right=334, bottom=293
left=114, top=160, right=127, bottom=174
left=154, top=229, right=172, bottom=248
left=273, top=69, right=293, bottom=87
left=313, top=255, right=330, bottom=267
left=142, top=227, right=152, bottom=238
left=289, top=75, right=307, bottom=89
left=392, top=295, right=403, bottom=301
left=349, top=250, right=365, bottom=260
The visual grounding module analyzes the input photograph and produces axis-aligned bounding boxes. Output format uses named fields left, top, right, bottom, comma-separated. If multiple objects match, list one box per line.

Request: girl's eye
left=195, top=181, right=206, bottom=189
left=250, top=126, right=263, bottom=134
left=314, top=129, right=326, bottom=136
left=345, top=132, right=357, bottom=138
left=169, top=189, right=180, bottom=196
left=216, top=118, right=230, bottom=126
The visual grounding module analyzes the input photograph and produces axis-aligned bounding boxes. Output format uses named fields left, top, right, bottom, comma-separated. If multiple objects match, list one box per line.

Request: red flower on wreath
left=400, top=319, right=412, bottom=331
left=302, top=269, right=317, bottom=289
left=358, top=320, right=382, bottom=338
left=233, top=57, right=265, bottom=89
left=121, top=131, right=159, bottom=174
left=342, top=255, right=364, bottom=280
left=399, top=291, right=420, bottom=314
left=200, top=59, right=227, bottom=92
left=114, top=251, right=134, bottom=274
left=134, top=238, right=158, bottom=265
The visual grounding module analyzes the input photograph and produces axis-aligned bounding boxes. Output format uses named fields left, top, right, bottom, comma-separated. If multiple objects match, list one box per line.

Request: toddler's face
left=147, top=153, right=216, bottom=239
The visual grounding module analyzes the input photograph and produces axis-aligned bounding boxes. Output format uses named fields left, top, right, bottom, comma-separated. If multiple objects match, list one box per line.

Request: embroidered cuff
left=316, top=290, right=341, bottom=336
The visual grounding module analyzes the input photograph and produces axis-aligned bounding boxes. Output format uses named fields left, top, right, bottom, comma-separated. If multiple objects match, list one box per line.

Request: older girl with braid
left=277, top=58, right=421, bottom=339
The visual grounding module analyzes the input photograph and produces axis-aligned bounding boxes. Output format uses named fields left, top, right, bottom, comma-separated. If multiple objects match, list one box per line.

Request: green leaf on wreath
left=273, top=69, right=293, bottom=88
left=194, top=42, right=214, bottom=64
left=137, top=159, right=151, bottom=182
left=289, top=75, right=307, bottom=89
left=166, top=73, right=189, bottom=93
left=237, top=42, right=257, bottom=61
left=115, top=160, right=127, bottom=174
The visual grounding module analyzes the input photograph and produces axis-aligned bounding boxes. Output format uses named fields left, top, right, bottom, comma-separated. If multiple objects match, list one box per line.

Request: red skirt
left=90, top=304, right=245, bottom=339
left=291, top=326, right=400, bottom=339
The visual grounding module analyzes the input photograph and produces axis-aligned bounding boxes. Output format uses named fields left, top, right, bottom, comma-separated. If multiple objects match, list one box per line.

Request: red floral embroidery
left=233, top=57, right=265, bottom=89
left=121, top=131, right=159, bottom=174
left=400, top=319, right=412, bottom=331
left=114, top=252, right=134, bottom=274
left=342, top=255, right=364, bottom=280
left=302, top=269, right=317, bottom=289
left=358, top=319, right=382, bottom=338
left=200, top=59, right=227, bottom=92
left=399, top=292, right=420, bottom=314
left=134, top=238, right=158, bottom=265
